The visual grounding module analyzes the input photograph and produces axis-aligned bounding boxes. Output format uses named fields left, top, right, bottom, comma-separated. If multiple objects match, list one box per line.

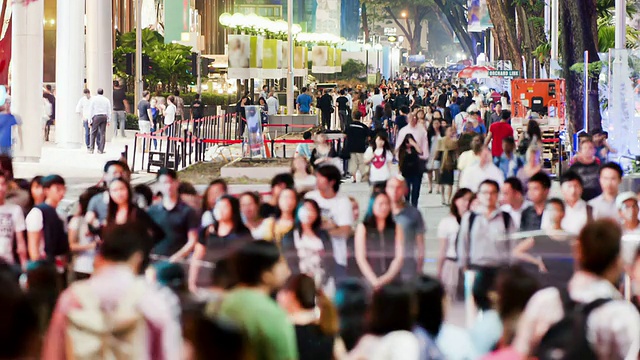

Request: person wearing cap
left=588, top=162, right=623, bottom=220
left=617, top=192, right=640, bottom=234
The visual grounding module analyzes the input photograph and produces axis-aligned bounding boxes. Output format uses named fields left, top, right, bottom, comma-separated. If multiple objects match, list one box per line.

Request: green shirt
left=219, top=288, right=298, bottom=360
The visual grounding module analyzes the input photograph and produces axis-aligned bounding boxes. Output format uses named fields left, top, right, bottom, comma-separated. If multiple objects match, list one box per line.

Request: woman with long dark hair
left=354, top=192, right=404, bottom=288
left=413, top=276, right=446, bottom=360
left=281, top=199, right=334, bottom=289
left=27, top=176, right=44, bottom=211
left=398, top=133, right=424, bottom=206
left=238, top=191, right=267, bottom=239
left=188, top=195, right=252, bottom=291
left=102, top=178, right=165, bottom=272
left=436, top=188, right=472, bottom=300
left=263, top=187, right=298, bottom=244
left=277, top=274, right=342, bottom=360
left=426, top=115, right=445, bottom=193
left=436, top=126, right=458, bottom=205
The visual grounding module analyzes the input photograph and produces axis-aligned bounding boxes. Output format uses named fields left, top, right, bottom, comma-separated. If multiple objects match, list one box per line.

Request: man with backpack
left=42, top=223, right=182, bottom=360
left=513, top=219, right=640, bottom=359
left=457, top=179, right=516, bottom=327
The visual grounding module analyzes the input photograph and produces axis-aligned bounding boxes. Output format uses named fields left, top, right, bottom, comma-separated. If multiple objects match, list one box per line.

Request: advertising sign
left=468, top=0, right=493, bottom=32
left=228, top=34, right=251, bottom=78
left=244, top=105, right=265, bottom=158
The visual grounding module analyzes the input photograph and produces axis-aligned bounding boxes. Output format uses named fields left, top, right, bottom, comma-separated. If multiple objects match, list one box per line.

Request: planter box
left=220, top=158, right=291, bottom=180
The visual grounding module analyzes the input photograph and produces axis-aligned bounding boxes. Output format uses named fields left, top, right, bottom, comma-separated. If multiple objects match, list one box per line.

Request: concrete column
left=615, top=0, right=626, bottom=49
left=12, top=0, right=44, bottom=162
left=86, top=0, right=114, bottom=142
left=55, top=0, right=85, bottom=148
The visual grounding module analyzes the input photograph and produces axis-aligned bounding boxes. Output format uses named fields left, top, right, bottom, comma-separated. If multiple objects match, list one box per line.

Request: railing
left=130, top=113, right=342, bottom=173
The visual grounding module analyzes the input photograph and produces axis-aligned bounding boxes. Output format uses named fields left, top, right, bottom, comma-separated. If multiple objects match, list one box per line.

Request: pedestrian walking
left=75, top=89, right=91, bottom=150
left=88, top=88, right=111, bottom=154
left=112, top=80, right=128, bottom=138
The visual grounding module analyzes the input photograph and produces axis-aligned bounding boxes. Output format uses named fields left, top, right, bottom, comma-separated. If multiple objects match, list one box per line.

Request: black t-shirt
left=437, top=93, right=448, bottom=108
left=345, top=121, right=370, bottom=153
left=295, top=324, right=334, bottom=360
left=113, top=88, right=126, bottom=111
left=138, top=99, right=151, bottom=121
left=191, top=100, right=204, bottom=119
left=259, top=203, right=278, bottom=219
left=148, top=201, right=199, bottom=256
left=336, top=96, right=349, bottom=111
left=317, top=94, right=333, bottom=111
left=395, top=114, right=408, bottom=130
left=568, top=161, right=602, bottom=201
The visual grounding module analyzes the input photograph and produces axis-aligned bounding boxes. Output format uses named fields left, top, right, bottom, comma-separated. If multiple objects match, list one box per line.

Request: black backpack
left=533, top=287, right=611, bottom=360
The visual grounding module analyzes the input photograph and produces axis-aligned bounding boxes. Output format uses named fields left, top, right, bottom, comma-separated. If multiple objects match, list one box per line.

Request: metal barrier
left=131, top=114, right=333, bottom=173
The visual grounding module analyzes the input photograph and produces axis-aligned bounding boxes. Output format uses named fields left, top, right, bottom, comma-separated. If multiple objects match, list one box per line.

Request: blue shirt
left=0, top=114, right=17, bottom=148
left=474, top=123, right=486, bottom=135
left=498, top=153, right=524, bottom=178
left=296, top=93, right=313, bottom=113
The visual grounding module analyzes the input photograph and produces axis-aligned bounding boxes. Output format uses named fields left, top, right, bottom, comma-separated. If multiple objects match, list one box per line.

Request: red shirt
left=489, top=121, right=514, bottom=157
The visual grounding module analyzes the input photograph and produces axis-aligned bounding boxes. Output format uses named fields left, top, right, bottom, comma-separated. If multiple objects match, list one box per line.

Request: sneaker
left=88, top=150, right=93, bottom=154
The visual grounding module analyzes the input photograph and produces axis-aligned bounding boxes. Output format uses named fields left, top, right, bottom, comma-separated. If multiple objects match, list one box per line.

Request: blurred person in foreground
left=42, top=223, right=182, bottom=359
left=216, top=240, right=296, bottom=360
left=513, top=219, right=640, bottom=359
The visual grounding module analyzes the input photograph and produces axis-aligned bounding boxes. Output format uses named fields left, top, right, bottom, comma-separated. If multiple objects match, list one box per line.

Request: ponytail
left=316, top=290, right=339, bottom=336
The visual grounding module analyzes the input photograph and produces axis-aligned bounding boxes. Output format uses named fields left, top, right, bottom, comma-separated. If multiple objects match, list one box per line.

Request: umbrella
left=457, top=65, right=496, bottom=79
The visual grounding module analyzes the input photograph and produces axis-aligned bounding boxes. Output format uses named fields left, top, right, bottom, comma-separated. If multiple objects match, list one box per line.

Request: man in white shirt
left=75, top=89, right=91, bottom=150
left=164, top=95, right=177, bottom=126
left=304, top=165, right=354, bottom=280
left=513, top=219, right=640, bottom=359
left=395, top=112, right=429, bottom=160
left=588, top=162, right=622, bottom=220
left=500, top=177, right=530, bottom=230
left=88, top=88, right=111, bottom=154
left=370, top=88, right=384, bottom=110
left=560, top=170, right=592, bottom=234
left=266, top=92, right=279, bottom=115
left=459, top=146, right=504, bottom=192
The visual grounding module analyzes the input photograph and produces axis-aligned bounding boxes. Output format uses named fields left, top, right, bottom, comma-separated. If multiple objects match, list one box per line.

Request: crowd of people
left=0, top=74, right=640, bottom=359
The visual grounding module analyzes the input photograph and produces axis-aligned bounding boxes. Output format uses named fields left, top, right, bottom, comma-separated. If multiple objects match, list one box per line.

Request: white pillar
left=550, top=0, right=559, bottom=61
left=12, top=0, right=43, bottom=162
left=86, top=0, right=114, bottom=142
left=55, top=0, right=84, bottom=148
left=615, top=0, right=626, bottom=49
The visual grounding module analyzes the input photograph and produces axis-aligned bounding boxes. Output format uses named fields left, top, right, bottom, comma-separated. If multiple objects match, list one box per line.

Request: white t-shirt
left=561, top=200, right=589, bottom=235
left=371, top=94, right=384, bottom=110
left=459, top=163, right=505, bottom=192
left=304, top=190, right=354, bottom=266
left=501, top=201, right=532, bottom=231
left=437, top=214, right=460, bottom=259
left=0, top=203, right=26, bottom=264
left=164, top=103, right=177, bottom=125
left=68, top=216, right=96, bottom=274
left=364, top=147, right=394, bottom=183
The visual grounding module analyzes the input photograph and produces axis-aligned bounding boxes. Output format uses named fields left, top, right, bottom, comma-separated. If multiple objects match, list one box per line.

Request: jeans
left=0, top=146, right=11, bottom=157
left=405, top=173, right=423, bottom=207
left=82, top=119, right=90, bottom=148
left=338, top=110, right=348, bottom=131
left=113, top=110, right=126, bottom=137
left=89, top=115, right=107, bottom=152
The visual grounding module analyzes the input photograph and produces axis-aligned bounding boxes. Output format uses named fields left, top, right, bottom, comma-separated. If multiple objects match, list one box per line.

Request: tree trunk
left=562, top=0, right=600, bottom=134
left=433, top=0, right=475, bottom=60
left=361, top=2, right=370, bottom=43
left=383, top=5, right=427, bottom=54
left=486, top=0, right=522, bottom=71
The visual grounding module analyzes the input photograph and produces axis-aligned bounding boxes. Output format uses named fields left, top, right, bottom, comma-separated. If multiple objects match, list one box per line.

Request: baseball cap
left=616, top=191, right=638, bottom=210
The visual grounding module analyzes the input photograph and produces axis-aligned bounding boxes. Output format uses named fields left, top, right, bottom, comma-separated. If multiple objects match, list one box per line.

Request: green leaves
left=113, top=29, right=195, bottom=91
